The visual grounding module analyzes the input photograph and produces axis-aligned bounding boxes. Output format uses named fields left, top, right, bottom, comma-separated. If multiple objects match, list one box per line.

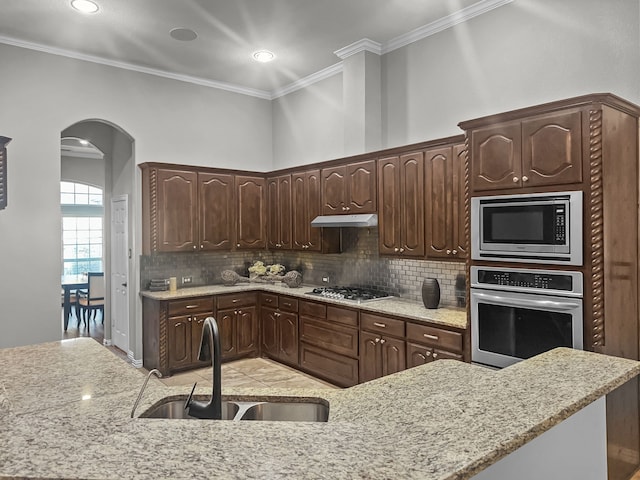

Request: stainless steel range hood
left=311, top=213, right=378, bottom=228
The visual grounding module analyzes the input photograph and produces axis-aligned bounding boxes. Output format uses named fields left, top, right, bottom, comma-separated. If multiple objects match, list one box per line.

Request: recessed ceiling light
left=170, top=28, right=198, bottom=42
left=71, top=0, right=99, bottom=14
left=78, top=139, right=89, bottom=146
left=252, top=50, right=276, bottom=63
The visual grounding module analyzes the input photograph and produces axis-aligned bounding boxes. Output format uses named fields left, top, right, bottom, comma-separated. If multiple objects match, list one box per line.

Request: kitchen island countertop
left=140, top=283, right=467, bottom=330
left=1, top=338, right=639, bottom=479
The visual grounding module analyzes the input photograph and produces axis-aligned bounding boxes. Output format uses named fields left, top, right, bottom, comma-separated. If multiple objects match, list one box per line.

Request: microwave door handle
left=474, top=292, right=579, bottom=311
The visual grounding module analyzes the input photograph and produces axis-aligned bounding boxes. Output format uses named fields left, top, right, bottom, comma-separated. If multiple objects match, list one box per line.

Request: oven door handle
left=473, top=292, right=580, bottom=311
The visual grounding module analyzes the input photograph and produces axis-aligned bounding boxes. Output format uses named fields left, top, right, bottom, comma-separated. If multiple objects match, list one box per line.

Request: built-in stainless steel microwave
left=471, top=191, right=583, bottom=266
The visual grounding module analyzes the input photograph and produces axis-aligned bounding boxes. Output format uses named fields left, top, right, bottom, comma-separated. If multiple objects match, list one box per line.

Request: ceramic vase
left=421, top=278, right=440, bottom=309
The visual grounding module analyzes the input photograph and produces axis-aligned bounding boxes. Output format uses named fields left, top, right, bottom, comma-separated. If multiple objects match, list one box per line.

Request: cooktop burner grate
left=306, top=286, right=394, bottom=303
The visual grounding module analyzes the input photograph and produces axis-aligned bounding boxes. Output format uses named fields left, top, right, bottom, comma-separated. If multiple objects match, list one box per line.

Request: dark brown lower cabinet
left=143, top=296, right=214, bottom=376
left=406, top=342, right=463, bottom=368
left=299, top=313, right=359, bottom=387
left=260, top=306, right=299, bottom=366
left=359, top=330, right=406, bottom=383
left=218, top=306, right=258, bottom=360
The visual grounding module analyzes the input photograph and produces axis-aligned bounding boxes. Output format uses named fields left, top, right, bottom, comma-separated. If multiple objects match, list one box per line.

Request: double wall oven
left=470, top=191, right=584, bottom=369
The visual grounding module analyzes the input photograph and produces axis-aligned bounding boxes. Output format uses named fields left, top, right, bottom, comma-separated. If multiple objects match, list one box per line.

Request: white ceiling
left=0, top=0, right=509, bottom=98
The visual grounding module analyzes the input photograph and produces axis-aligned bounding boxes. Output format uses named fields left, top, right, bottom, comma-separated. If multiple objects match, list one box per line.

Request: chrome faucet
left=131, top=368, right=163, bottom=418
left=186, top=317, right=222, bottom=419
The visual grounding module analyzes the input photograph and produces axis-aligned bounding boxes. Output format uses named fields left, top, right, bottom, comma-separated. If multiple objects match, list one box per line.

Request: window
left=61, top=182, right=104, bottom=275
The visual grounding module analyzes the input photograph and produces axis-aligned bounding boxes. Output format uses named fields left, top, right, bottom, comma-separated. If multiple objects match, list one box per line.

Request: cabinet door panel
left=522, top=110, right=583, bottom=187
left=377, top=157, right=401, bottom=254
left=267, top=177, right=280, bottom=249
left=156, top=169, right=198, bottom=252
left=167, top=315, right=191, bottom=370
left=217, top=309, right=236, bottom=360
left=347, top=160, right=376, bottom=213
left=381, top=337, right=406, bottom=377
left=322, top=166, right=346, bottom=214
left=359, top=331, right=382, bottom=383
left=305, top=170, right=323, bottom=250
left=471, top=122, right=522, bottom=192
left=400, top=152, right=425, bottom=255
left=279, top=311, right=299, bottom=365
left=425, top=147, right=452, bottom=258
left=236, top=175, right=266, bottom=249
left=261, top=307, right=278, bottom=357
left=199, top=173, right=234, bottom=250
left=191, top=315, right=207, bottom=365
left=236, top=306, right=258, bottom=355
left=406, top=342, right=434, bottom=369
left=278, top=176, right=292, bottom=249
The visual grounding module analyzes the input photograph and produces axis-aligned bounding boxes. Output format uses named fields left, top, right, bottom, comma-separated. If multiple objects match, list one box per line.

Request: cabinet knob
left=238, top=310, right=242, bottom=315
left=345, top=206, right=350, bottom=211
left=522, top=175, right=529, bottom=182
left=193, top=245, right=197, bottom=249
left=426, top=350, right=432, bottom=357
left=446, top=249, right=451, bottom=255
left=380, top=338, right=386, bottom=344
left=452, top=249, right=458, bottom=255
left=375, top=337, right=380, bottom=343
left=234, top=310, right=238, bottom=315
left=237, top=243, right=240, bottom=247
left=399, top=248, right=405, bottom=253
left=200, top=244, right=203, bottom=249
left=512, top=177, right=519, bottom=183
left=394, top=247, right=399, bottom=252
left=433, top=352, right=439, bottom=359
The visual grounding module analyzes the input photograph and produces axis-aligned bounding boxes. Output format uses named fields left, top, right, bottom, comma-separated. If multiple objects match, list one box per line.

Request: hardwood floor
left=62, top=307, right=105, bottom=344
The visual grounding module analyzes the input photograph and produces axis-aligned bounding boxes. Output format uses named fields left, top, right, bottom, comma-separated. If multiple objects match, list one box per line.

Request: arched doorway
left=60, top=120, right=135, bottom=356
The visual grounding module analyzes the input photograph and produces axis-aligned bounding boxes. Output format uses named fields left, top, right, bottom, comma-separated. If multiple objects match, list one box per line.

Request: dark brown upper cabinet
left=469, top=109, right=583, bottom=193
left=425, top=143, right=466, bottom=260
left=377, top=152, right=425, bottom=257
left=235, top=175, right=267, bottom=249
left=141, top=165, right=234, bottom=254
left=267, top=174, right=292, bottom=250
left=321, top=160, right=377, bottom=214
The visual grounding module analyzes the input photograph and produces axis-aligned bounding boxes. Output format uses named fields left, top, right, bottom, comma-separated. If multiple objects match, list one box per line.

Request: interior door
left=110, top=196, right=129, bottom=353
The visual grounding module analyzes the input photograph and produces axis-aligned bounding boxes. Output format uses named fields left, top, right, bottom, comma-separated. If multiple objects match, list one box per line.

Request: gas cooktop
left=306, top=286, right=394, bottom=303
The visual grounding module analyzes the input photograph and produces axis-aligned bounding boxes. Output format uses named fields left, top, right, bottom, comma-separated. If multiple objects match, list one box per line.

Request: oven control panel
left=471, top=266, right=583, bottom=297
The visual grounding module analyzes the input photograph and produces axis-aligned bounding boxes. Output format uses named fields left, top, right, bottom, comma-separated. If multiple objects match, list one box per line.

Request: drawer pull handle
left=185, top=305, right=199, bottom=309
left=373, top=322, right=386, bottom=328
left=283, top=302, right=291, bottom=307
left=265, top=299, right=273, bottom=303
left=232, top=299, right=238, bottom=303
left=423, top=334, right=439, bottom=341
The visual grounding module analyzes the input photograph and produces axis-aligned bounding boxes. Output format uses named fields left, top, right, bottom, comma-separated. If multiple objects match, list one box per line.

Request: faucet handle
left=184, top=382, right=198, bottom=411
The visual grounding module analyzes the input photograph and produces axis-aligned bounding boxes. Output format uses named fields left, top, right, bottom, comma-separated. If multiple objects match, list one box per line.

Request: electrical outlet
left=322, top=276, right=330, bottom=284
left=182, top=276, right=192, bottom=284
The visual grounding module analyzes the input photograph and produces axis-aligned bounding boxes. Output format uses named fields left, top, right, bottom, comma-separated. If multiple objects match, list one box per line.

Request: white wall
left=0, top=43, right=272, bottom=348
left=271, top=0, right=640, bottom=161
left=272, top=73, right=344, bottom=169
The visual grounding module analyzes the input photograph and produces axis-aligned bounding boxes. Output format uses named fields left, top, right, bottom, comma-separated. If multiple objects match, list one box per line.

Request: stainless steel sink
left=138, top=396, right=328, bottom=422
left=140, top=398, right=239, bottom=420
left=240, top=401, right=329, bottom=422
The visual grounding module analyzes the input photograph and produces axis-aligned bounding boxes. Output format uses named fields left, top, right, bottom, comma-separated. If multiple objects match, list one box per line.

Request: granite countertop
left=2, top=338, right=639, bottom=479
left=140, top=283, right=467, bottom=330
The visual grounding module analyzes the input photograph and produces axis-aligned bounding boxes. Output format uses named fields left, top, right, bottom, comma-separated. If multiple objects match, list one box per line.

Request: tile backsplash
left=140, top=228, right=466, bottom=306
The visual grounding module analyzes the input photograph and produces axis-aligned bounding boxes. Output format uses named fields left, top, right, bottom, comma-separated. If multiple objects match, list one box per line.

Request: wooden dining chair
left=77, top=272, right=105, bottom=327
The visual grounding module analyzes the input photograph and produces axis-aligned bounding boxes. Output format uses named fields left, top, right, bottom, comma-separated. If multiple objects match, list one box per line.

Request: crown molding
left=334, top=38, right=383, bottom=59
left=382, top=0, right=514, bottom=53
left=270, top=62, right=344, bottom=100
left=0, top=35, right=273, bottom=100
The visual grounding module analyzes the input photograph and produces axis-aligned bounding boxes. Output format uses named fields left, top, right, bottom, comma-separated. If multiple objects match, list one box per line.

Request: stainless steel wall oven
left=470, top=266, right=583, bottom=369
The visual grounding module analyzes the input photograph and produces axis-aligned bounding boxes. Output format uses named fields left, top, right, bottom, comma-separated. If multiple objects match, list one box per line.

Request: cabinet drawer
left=168, top=297, right=214, bottom=316
left=260, top=293, right=278, bottom=308
left=361, top=312, right=404, bottom=337
left=299, top=343, right=359, bottom=387
left=299, top=300, right=327, bottom=319
left=217, top=292, right=256, bottom=309
left=326, top=306, right=358, bottom=327
left=300, top=317, right=358, bottom=357
left=279, top=296, right=299, bottom=313
left=406, top=322, right=463, bottom=353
